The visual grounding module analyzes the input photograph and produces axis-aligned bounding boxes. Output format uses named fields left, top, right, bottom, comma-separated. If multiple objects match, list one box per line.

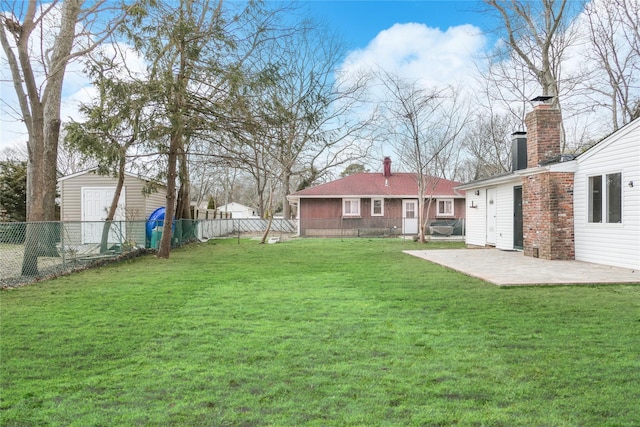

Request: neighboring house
left=58, top=168, right=167, bottom=245
left=216, top=202, right=257, bottom=219
left=287, top=158, right=466, bottom=237
left=457, top=102, right=639, bottom=270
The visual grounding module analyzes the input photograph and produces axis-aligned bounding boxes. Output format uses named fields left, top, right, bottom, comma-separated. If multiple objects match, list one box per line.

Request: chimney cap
left=530, top=95, right=554, bottom=103
left=511, top=131, right=527, bottom=136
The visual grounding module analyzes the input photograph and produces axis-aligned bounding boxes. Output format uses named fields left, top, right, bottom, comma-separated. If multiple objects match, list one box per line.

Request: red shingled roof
left=289, top=172, right=464, bottom=198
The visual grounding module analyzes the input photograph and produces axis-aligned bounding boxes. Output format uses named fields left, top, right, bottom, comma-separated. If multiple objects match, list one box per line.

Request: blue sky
left=1, top=1, right=493, bottom=151
left=292, top=0, right=492, bottom=101
left=301, top=0, right=490, bottom=50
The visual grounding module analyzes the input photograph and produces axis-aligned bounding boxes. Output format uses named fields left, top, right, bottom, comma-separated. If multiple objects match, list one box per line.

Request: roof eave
left=289, top=194, right=465, bottom=199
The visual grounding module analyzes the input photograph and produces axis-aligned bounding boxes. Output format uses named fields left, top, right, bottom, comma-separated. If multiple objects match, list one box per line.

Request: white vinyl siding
left=495, top=184, right=515, bottom=250
left=145, top=191, right=167, bottom=217
left=574, top=119, right=640, bottom=269
left=464, top=189, right=487, bottom=247
left=59, top=170, right=166, bottom=222
left=462, top=177, right=522, bottom=249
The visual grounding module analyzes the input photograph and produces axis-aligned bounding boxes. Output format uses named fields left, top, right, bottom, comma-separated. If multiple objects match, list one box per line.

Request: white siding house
left=460, top=175, right=522, bottom=250
left=573, top=119, right=640, bottom=269
left=216, top=202, right=256, bottom=219
left=458, top=113, right=639, bottom=270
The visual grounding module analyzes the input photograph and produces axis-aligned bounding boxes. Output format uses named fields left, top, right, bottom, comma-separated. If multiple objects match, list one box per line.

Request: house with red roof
left=287, top=158, right=466, bottom=237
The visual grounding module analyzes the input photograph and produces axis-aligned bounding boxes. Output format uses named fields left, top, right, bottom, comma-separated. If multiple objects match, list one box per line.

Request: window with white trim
left=371, top=198, right=384, bottom=216
left=436, top=199, right=454, bottom=217
left=589, top=173, right=622, bottom=223
left=343, top=198, right=361, bottom=216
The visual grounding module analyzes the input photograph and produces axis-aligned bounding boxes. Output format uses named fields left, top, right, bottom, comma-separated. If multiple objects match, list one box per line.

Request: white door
left=402, top=199, right=419, bottom=235
left=81, top=187, right=126, bottom=244
left=486, top=187, right=497, bottom=245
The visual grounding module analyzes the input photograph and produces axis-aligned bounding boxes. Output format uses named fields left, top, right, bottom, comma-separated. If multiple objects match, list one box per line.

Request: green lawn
left=1, top=238, right=639, bottom=426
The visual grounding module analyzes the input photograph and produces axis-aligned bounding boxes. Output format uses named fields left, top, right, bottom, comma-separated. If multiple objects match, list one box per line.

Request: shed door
left=81, top=187, right=126, bottom=244
left=486, top=188, right=497, bottom=245
left=402, top=199, right=419, bottom=235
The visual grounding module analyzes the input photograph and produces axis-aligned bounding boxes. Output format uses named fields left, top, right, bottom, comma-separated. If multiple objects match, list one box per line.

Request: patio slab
left=404, top=248, right=640, bottom=286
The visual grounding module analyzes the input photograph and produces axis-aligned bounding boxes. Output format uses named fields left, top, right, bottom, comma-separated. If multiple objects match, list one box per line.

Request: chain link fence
left=297, top=217, right=465, bottom=238
left=0, top=218, right=297, bottom=288
left=1, top=217, right=459, bottom=287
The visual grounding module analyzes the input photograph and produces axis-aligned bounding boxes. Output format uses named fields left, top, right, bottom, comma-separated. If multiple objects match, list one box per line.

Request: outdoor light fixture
left=474, top=190, right=480, bottom=196
left=629, top=181, right=634, bottom=188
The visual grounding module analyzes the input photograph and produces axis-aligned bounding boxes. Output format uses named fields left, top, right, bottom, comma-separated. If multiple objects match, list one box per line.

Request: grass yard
left=1, top=238, right=639, bottom=426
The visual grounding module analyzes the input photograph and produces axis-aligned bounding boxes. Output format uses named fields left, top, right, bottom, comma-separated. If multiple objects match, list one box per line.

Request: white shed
left=58, top=168, right=167, bottom=244
left=216, top=202, right=256, bottom=219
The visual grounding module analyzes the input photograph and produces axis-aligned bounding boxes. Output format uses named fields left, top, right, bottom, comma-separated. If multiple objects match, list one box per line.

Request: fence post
left=61, top=222, right=65, bottom=269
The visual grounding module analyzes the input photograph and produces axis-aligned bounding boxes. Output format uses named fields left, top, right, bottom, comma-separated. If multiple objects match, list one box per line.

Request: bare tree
left=0, top=0, right=134, bottom=219
left=483, top=0, right=582, bottom=150
left=377, top=71, right=467, bottom=242
left=57, top=135, right=93, bottom=175
left=1, top=0, right=134, bottom=274
left=583, top=0, right=640, bottom=130
left=463, top=112, right=522, bottom=180
left=246, top=22, right=375, bottom=219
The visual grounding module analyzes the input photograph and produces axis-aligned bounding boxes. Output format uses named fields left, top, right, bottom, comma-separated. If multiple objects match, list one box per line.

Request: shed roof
left=289, top=172, right=464, bottom=198
left=58, top=167, right=166, bottom=188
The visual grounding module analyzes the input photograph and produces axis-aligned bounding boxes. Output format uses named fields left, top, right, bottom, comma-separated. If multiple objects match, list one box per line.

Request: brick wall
left=523, top=172, right=575, bottom=260
left=525, top=105, right=562, bottom=168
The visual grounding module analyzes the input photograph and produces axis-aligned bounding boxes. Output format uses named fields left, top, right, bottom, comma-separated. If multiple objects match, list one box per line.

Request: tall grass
left=1, top=238, right=639, bottom=426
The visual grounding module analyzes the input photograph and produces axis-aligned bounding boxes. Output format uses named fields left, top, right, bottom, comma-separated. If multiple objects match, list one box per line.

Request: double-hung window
left=436, top=199, right=454, bottom=217
left=588, top=173, right=621, bottom=223
left=371, top=198, right=384, bottom=216
left=343, top=198, right=361, bottom=216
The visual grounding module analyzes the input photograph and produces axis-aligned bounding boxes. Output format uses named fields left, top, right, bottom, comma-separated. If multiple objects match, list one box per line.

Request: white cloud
left=333, top=23, right=488, bottom=164
left=339, top=22, right=486, bottom=89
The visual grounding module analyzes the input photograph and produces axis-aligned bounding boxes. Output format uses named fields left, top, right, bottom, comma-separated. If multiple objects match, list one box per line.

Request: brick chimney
left=525, top=103, right=561, bottom=168
left=383, top=157, right=392, bottom=177
left=521, top=99, right=575, bottom=261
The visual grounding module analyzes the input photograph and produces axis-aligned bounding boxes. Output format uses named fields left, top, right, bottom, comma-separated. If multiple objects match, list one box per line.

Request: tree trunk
left=422, top=198, right=435, bottom=243
left=175, top=144, right=191, bottom=220
left=175, top=147, right=194, bottom=242
left=100, top=157, right=127, bottom=254
left=158, top=134, right=179, bottom=258
left=417, top=196, right=426, bottom=243
left=260, top=181, right=274, bottom=244
left=282, top=172, right=291, bottom=219
left=13, top=0, right=82, bottom=275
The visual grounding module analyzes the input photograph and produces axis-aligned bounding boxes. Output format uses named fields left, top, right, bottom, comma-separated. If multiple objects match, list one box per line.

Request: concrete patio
left=404, top=248, right=640, bottom=286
